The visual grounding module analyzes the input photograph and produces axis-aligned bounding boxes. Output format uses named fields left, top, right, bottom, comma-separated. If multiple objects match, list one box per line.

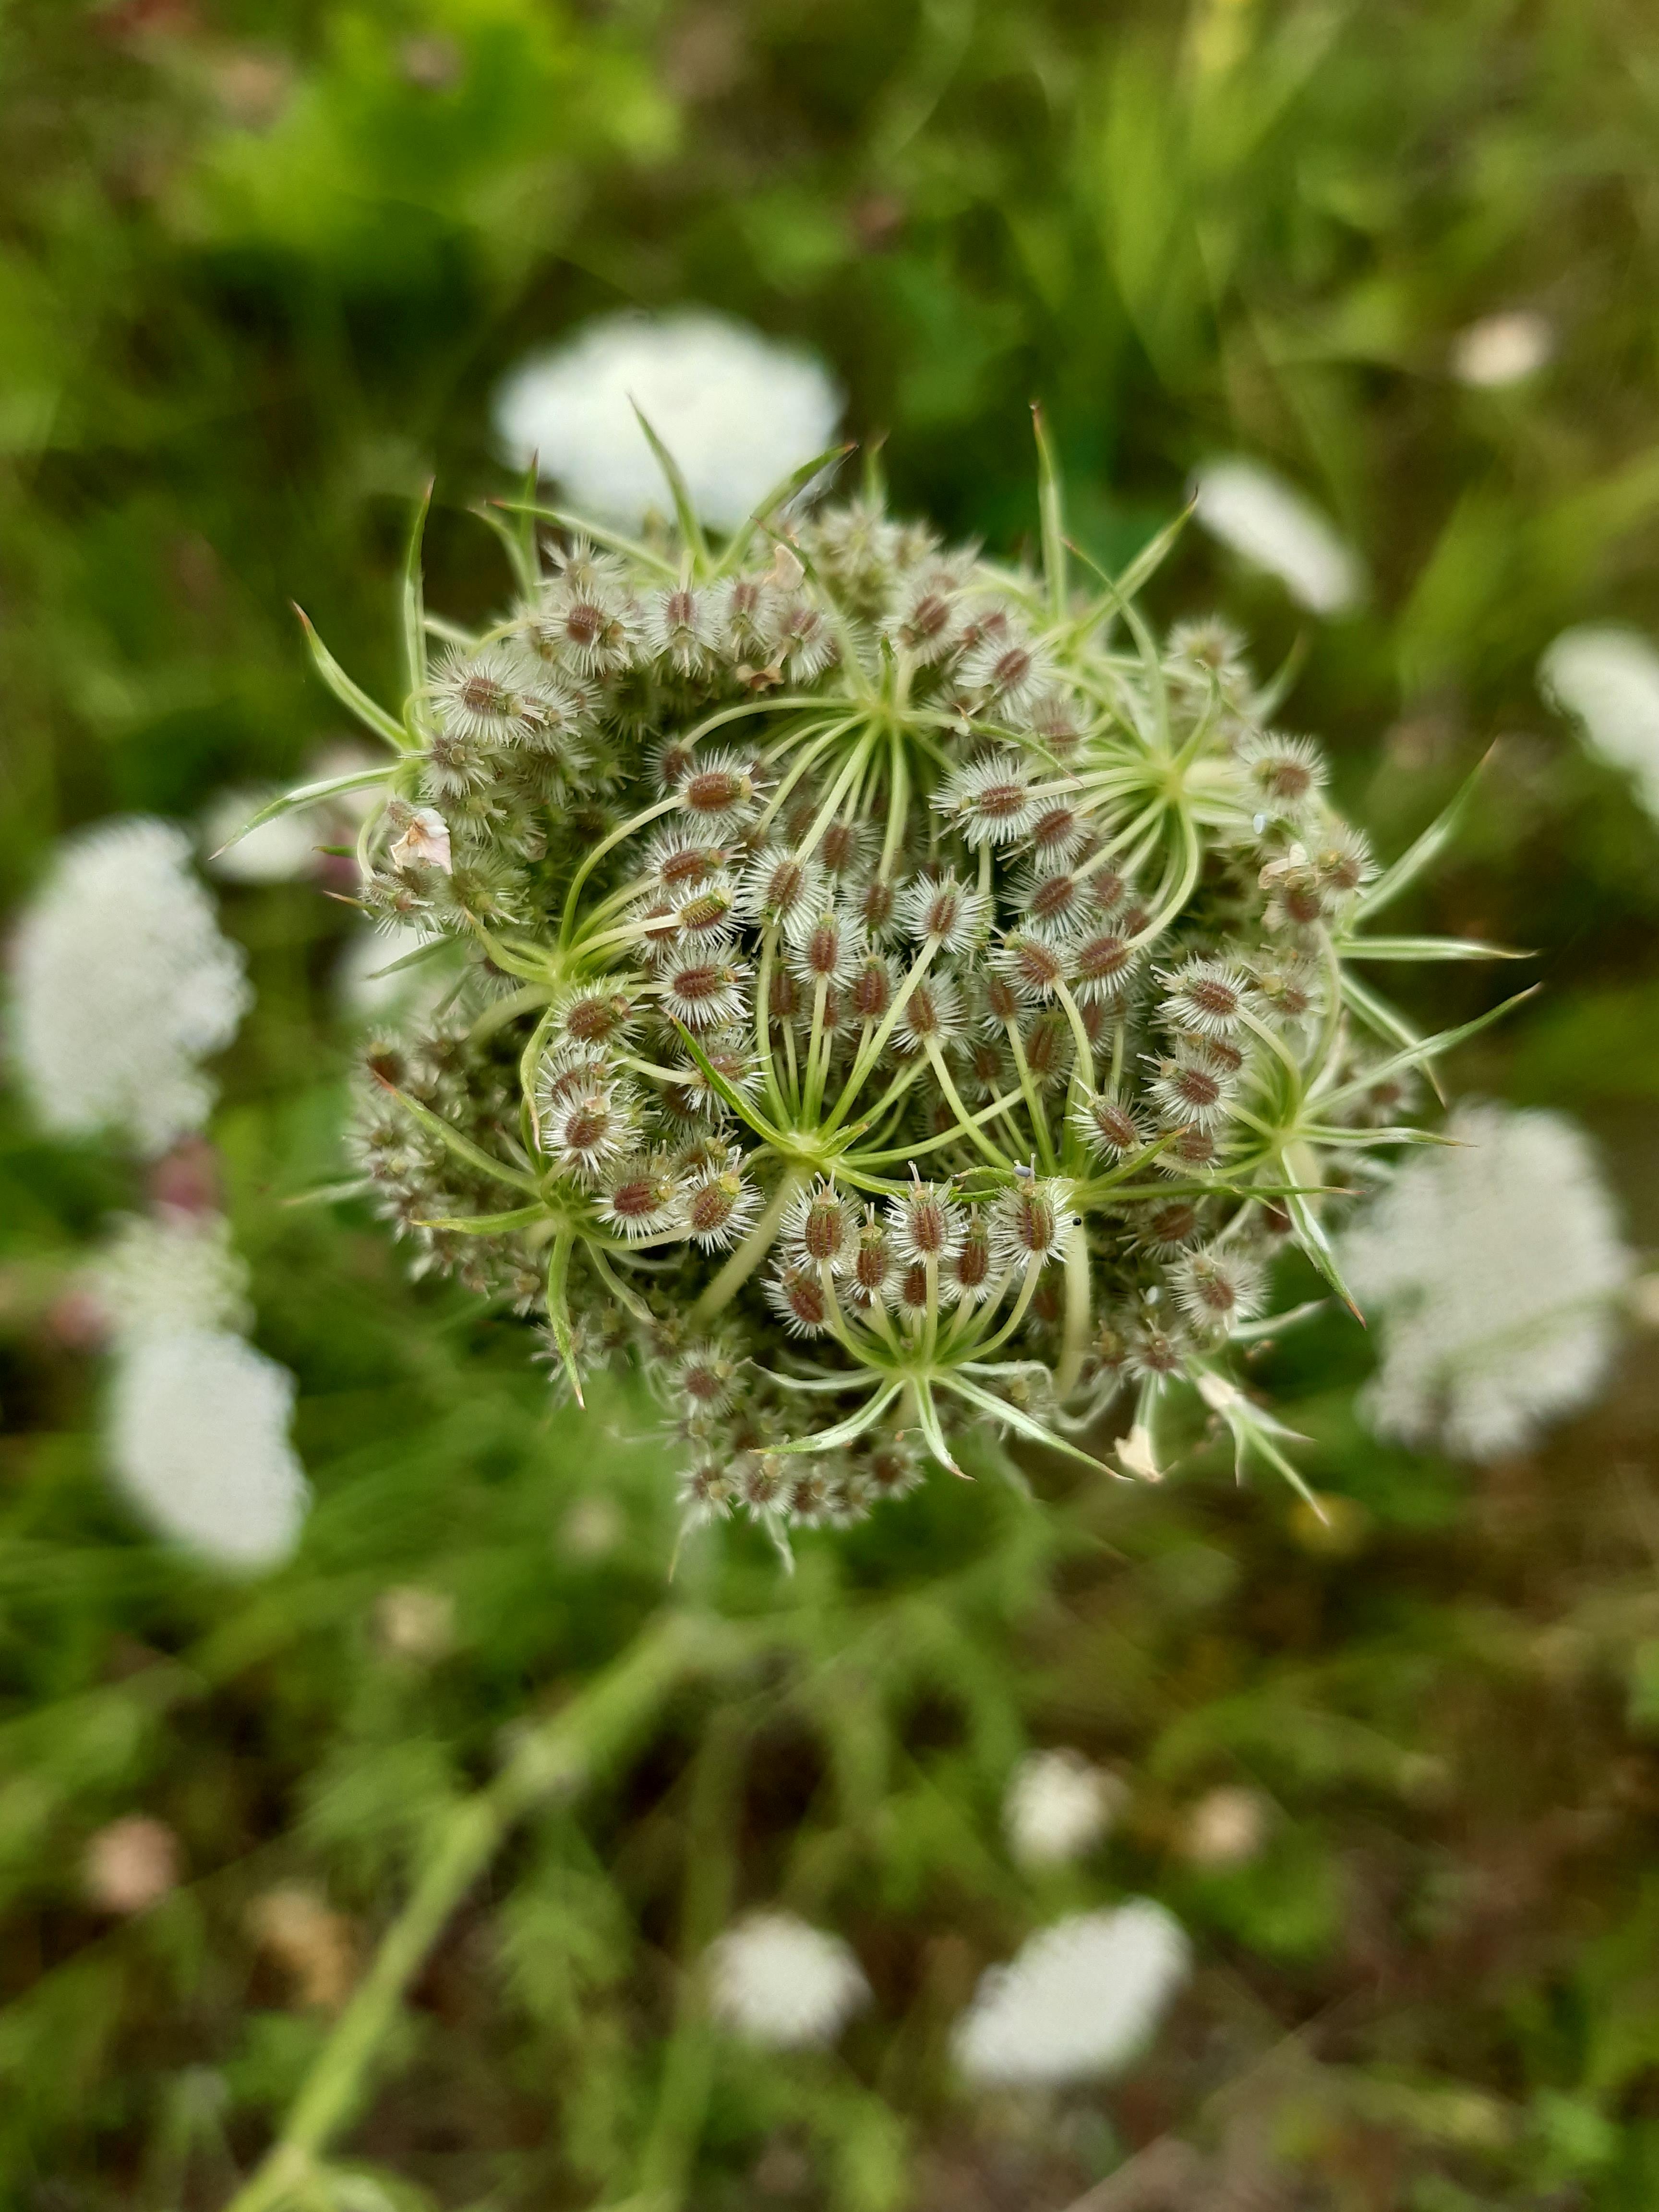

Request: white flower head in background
left=1451, top=309, right=1554, bottom=390
left=1539, top=625, right=1659, bottom=823
left=494, top=309, right=843, bottom=531
left=90, top=1208, right=252, bottom=1345
left=706, top=1910, right=870, bottom=2049
left=1341, top=1103, right=1631, bottom=1461
left=952, top=1902, right=1191, bottom=2088
left=1004, top=1748, right=1123, bottom=1870
left=1179, top=1785, right=1271, bottom=1870
left=8, top=817, right=250, bottom=1156
left=336, top=919, right=449, bottom=1022
left=202, top=786, right=319, bottom=884
left=1190, top=457, right=1364, bottom=616
left=107, top=1328, right=309, bottom=1571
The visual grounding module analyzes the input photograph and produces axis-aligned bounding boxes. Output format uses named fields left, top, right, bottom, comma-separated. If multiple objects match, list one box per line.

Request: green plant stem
left=222, top=1613, right=739, bottom=2212
left=630, top=1711, right=747, bottom=2209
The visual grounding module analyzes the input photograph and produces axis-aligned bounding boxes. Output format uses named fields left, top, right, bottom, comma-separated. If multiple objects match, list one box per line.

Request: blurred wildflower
left=1191, top=457, right=1363, bottom=615
left=1539, top=625, right=1659, bottom=822
left=1451, top=309, right=1554, bottom=388
left=493, top=309, right=842, bottom=529
left=89, top=1208, right=252, bottom=1345
left=248, top=1884, right=358, bottom=2010
left=147, top=1136, right=224, bottom=1216
left=706, top=1910, right=870, bottom=2048
left=83, top=1815, right=180, bottom=1915
left=202, top=784, right=319, bottom=883
left=373, top=1584, right=456, bottom=1661
left=8, top=818, right=250, bottom=1155
left=952, top=1901, right=1191, bottom=2086
left=106, top=1328, right=309, bottom=1570
left=1004, top=1748, right=1124, bottom=1869
left=1178, top=1784, right=1271, bottom=1869
left=1341, top=1104, right=1631, bottom=1460
left=335, top=919, right=447, bottom=1022
left=561, top=1491, right=625, bottom=1559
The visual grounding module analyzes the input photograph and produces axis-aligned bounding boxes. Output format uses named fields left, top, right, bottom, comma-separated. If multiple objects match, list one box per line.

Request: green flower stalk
left=257, top=422, right=1524, bottom=1546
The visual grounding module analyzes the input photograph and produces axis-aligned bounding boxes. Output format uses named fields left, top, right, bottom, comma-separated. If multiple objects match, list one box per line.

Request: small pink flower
left=389, top=807, right=452, bottom=874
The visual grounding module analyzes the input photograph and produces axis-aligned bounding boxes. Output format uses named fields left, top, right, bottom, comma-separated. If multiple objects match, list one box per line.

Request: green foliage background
left=4, top=1, right=1659, bottom=2205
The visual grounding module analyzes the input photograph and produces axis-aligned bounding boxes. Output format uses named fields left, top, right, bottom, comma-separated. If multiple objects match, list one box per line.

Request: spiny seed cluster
left=293, top=460, right=1451, bottom=1549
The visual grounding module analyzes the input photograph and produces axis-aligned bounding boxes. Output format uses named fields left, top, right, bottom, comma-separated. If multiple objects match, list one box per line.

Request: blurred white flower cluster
left=706, top=1910, right=870, bottom=2048
left=493, top=308, right=842, bottom=530
left=1003, top=1747, right=1123, bottom=1869
left=90, top=1207, right=252, bottom=1343
left=8, top=817, right=307, bottom=1570
left=201, top=785, right=322, bottom=885
left=1190, top=457, right=1364, bottom=616
left=8, top=817, right=250, bottom=1155
left=1341, top=1103, right=1631, bottom=1460
left=952, top=1901, right=1191, bottom=2087
left=1540, top=625, right=1659, bottom=825
left=706, top=1895, right=1191, bottom=2088
left=87, top=1205, right=309, bottom=1570
left=108, top=1325, right=309, bottom=1572
left=1451, top=309, right=1554, bottom=389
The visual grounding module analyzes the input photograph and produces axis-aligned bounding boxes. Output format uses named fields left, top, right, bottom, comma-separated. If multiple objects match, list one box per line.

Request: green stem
left=222, top=1615, right=733, bottom=2212
left=1053, top=1220, right=1093, bottom=1398
left=632, top=1715, right=747, bottom=2208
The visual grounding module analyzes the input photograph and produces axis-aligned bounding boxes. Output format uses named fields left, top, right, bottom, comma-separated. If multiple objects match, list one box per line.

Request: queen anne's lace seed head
left=994, top=930, right=1068, bottom=1003
left=893, top=970, right=963, bottom=1053
left=277, top=461, right=1470, bottom=1542
left=784, top=905, right=864, bottom=989
left=660, top=955, right=750, bottom=1032
left=543, top=1074, right=636, bottom=1175
left=1149, top=1046, right=1237, bottom=1131
left=10, top=819, right=251, bottom=1158
left=1067, top=927, right=1138, bottom=1005
left=738, top=847, right=823, bottom=928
